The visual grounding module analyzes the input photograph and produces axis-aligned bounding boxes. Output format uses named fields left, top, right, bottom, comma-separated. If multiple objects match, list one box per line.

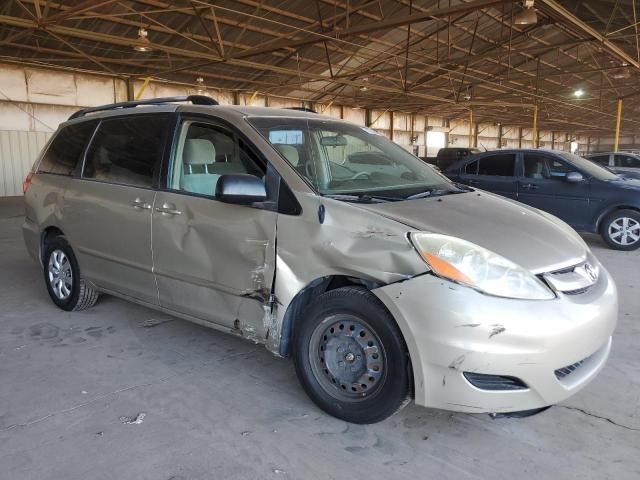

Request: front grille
left=463, top=372, right=528, bottom=391
left=554, top=359, right=586, bottom=379
left=542, top=260, right=599, bottom=295
left=563, top=287, right=589, bottom=296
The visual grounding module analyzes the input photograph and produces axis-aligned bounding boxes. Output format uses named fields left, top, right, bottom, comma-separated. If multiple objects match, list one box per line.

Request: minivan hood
left=355, top=191, right=587, bottom=274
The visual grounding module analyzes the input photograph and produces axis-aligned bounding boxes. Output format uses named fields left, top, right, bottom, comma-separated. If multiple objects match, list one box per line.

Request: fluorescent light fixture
left=573, top=88, right=585, bottom=98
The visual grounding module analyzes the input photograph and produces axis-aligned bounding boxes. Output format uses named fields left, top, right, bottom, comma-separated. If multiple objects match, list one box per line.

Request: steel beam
left=539, top=0, right=640, bottom=71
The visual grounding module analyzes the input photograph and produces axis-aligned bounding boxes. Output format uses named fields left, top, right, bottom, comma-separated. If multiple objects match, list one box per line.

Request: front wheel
left=293, top=287, right=410, bottom=424
left=600, top=209, right=640, bottom=251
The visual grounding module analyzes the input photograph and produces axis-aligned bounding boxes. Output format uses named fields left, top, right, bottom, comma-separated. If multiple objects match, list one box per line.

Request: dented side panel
left=268, top=192, right=428, bottom=353
left=152, top=190, right=277, bottom=337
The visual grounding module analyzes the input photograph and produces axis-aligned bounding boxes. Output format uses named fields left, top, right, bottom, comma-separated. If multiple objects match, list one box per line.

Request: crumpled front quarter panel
left=270, top=193, right=427, bottom=352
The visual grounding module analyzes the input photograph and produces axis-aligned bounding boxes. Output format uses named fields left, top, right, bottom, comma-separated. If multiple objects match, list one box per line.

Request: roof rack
left=286, top=107, right=317, bottom=113
left=68, top=95, right=218, bottom=120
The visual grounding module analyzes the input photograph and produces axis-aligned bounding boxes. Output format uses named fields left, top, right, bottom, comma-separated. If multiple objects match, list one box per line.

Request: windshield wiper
left=323, top=193, right=398, bottom=203
left=406, top=187, right=466, bottom=200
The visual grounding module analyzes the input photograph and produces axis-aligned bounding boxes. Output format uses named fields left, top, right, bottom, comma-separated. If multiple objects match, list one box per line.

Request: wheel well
left=277, top=276, right=381, bottom=358
left=596, top=206, right=640, bottom=231
left=40, top=226, right=64, bottom=262
left=277, top=275, right=415, bottom=399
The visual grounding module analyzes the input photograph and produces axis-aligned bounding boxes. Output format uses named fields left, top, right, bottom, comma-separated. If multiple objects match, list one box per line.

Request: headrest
left=275, top=144, right=300, bottom=166
left=184, top=139, right=216, bottom=165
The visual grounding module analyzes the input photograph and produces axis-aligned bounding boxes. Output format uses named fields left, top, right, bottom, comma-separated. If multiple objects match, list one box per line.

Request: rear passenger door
left=152, top=118, right=277, bottom=332
left=62, top=113, right=171, bottom=305
left=518, top=152, right=592, bottom=228
left=458, top=153, right=518, bottom=199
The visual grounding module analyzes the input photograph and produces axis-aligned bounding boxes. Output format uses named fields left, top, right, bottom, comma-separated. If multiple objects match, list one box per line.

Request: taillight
left=23, top=171, right=34, bottom=194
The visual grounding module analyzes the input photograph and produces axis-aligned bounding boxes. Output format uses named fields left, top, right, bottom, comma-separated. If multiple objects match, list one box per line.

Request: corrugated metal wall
left=0, top=130, right=52, bottom=197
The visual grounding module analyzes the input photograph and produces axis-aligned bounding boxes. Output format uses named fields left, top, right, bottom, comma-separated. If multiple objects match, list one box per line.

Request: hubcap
left=47, top=249, right=73, bottom=300
left=309, top=315, right=385, bottom=400
left=608, top=217, right=640, bottom=246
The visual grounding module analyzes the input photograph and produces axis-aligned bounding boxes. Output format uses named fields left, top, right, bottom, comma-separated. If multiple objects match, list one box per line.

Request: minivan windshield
left=559, top=152, right=619, bottom=181
left=248, top=117, right=459, bottom=200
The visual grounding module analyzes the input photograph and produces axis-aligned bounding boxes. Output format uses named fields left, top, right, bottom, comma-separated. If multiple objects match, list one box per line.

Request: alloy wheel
left=608, top=217, right=640, bottom=246
left=47, top=249, right=73, bottom=300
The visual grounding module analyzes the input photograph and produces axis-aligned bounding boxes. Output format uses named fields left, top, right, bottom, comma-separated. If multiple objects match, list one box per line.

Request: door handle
left=521, top=183, right=539, bottom=190
left=155, top=203, right=182, bottom=216
left=131, top=198, right=151, bottom=210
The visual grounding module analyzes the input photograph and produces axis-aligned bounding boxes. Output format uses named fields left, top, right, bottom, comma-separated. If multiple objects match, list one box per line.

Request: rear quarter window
left=37, top=120, right=97, bottom=176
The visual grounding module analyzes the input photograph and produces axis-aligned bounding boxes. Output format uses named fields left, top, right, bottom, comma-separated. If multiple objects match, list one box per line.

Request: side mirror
left=215, top=174, right=266, bottom=205
left=566, top=171, right=584, bottom=183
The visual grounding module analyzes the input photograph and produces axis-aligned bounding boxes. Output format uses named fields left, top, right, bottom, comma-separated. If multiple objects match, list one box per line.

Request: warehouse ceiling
left=1, top=0, right=639, bottom=134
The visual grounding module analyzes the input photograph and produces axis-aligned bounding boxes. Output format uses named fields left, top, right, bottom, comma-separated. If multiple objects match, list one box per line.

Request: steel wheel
left=608, top=216, right=640, bottom=246
left=309, top=314, right=386, bottom=401
left=47, top=249, right=73, bottom=300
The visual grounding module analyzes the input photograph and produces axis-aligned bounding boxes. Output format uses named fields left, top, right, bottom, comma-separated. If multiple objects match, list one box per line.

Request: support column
left=390, top=111, right=394, bottom=142
left=365, top=108, right=372, bottom=127
left=614, top=98, right=623, bottom=152
left=518, top=127, right=523, bottom=149
left=551, top=131, right=555, bottom=150
left=410, top=112, right=415, bottom=143
left=497, top=123, right=502, bottom=149
left=532, top=104, right=539, bottom=148
left=468, top=109, right=473, bottom=147
left=445, top=119, right=450, bottom=147
left=126, top=77, right=135, bottom=101
left=473, top=122, right=479, bottom=148
left=340, top=105, right=344, bottom=119
left=232, top=91, right=240, bottom=105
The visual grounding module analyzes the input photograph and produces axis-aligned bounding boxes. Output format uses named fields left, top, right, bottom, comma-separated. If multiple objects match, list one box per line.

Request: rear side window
left=83, top=115, right=169, bottom=188
left=38, top=121, right=97, bottom=176
left=477, top=154, right=516, bottom=176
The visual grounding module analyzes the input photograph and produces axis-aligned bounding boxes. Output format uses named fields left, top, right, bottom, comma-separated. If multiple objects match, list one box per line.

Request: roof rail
left=68, top=95, right=218, bottom=120
left=286, top=107, right=317, bottom=113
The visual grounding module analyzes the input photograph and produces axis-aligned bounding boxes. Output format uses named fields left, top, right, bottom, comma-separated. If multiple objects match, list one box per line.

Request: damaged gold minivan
left=23, top=96, right=618, bottom=424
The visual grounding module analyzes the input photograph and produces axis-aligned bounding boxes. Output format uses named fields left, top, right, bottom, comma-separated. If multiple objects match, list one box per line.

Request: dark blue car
left=443, top=149, right=640, bottom=250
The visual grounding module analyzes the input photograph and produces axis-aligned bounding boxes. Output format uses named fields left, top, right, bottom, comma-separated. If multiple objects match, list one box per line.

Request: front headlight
left=409, top=233, right=555, bottom=300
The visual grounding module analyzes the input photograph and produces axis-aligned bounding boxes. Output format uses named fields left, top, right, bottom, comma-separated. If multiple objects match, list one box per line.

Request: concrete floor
left=0, top=196, right=638, bottom=480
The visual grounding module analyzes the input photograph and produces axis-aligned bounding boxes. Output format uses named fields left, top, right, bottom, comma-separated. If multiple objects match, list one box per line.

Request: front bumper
left=373, top=267, right=617, bottom=413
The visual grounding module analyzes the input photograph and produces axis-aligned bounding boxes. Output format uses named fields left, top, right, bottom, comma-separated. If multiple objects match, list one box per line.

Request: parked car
left=585, top=152, right=640, bottom=180
left=435, top=147, right=481, bottom=170
left=23, top=97, right=616, bottom=423
left=443, top=149, right=640, bottom=250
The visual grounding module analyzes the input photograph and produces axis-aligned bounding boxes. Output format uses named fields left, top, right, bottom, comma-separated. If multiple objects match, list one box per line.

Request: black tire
left=293, top=286, right=410, bottom=424
left=43, top=236, right=99, bottom=311
left=600, top=209, right=640, bottom=251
